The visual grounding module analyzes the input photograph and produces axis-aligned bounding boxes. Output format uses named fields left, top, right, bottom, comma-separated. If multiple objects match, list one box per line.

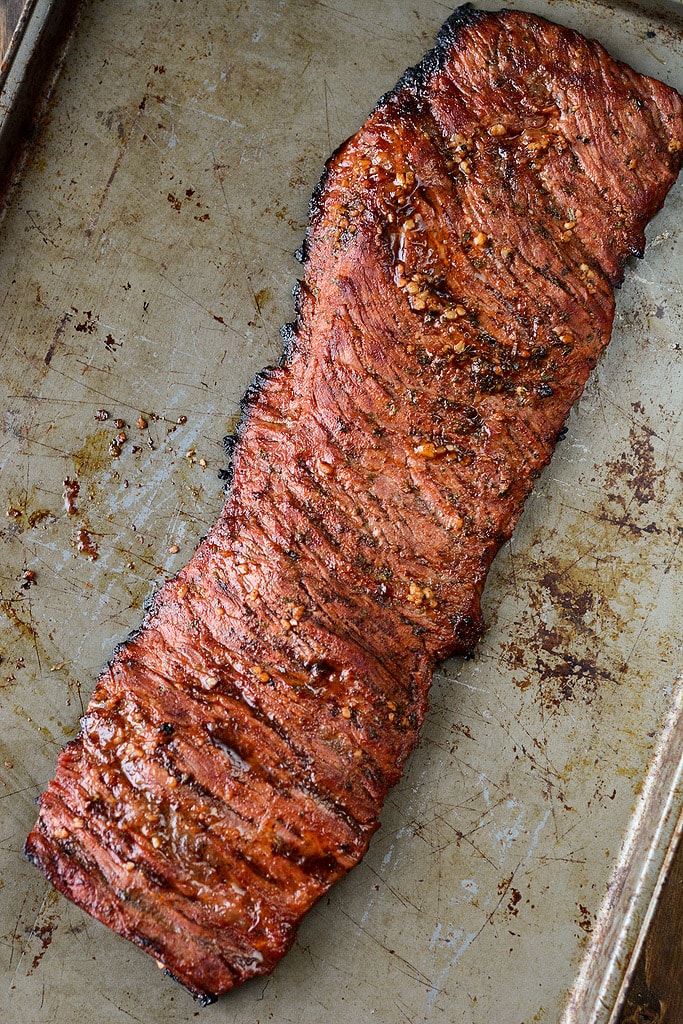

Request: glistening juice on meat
left=25, top=4, right=682, bottom=1004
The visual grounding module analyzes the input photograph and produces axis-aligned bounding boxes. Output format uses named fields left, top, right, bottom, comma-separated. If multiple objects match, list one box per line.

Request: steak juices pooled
left=26, top=4, right=682, bottom=1004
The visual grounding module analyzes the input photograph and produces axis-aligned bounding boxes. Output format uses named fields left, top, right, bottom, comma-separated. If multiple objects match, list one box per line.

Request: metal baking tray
left=0, top=2, right=680, bottom=1022
left=0, top=0, right=78, bottom=197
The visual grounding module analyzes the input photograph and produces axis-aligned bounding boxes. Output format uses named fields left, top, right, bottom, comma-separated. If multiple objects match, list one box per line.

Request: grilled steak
left=25, top=4, right=682, bottom=1004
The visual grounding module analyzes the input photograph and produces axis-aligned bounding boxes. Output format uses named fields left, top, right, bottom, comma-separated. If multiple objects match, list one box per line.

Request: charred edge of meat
left=374, top=3, right=486, bottom=110
left=23, top=841, right=39, bottom=866
left=109, top=587, right=161, bottom=655
left=279, top=320, right=298, bottom=361
left=219, top=435, right=237, bottom=488
left=450, top=613, right=480, bottom=651
left=608, top=212, right=671, bottom=288
left=240, top=367, right=278, bottom=414
left=218, top=365, right=280, bottom=494
left=219, top=275, right=306, bottom=494
left=195, top=990, right=218, bottom=1008
left=219, top=366, right=277, bottom=490
left=129, top=940, right=219, bottom=1005
left=162, top=967, right=218, bottom=1006
left=301, top=160, right=334, bottom=269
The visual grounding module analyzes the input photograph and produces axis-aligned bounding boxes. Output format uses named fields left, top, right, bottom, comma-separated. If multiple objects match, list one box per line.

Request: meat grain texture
left=25, top=4, right=682, bottom=1004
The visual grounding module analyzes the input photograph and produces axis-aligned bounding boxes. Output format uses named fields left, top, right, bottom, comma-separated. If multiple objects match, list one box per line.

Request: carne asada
left=26, top=4, right=682, bottom=1003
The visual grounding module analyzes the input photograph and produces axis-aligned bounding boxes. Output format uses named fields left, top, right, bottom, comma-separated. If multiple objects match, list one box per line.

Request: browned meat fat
left=25, top=4, right=682, bottom=1004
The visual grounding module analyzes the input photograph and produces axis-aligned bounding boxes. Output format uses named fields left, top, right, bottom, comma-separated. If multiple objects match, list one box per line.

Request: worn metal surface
left=0, top=1, right=680, bottom=1022
left=0, top=0, right=81, bottom=197
left=0, top=1, right=31, bottom=70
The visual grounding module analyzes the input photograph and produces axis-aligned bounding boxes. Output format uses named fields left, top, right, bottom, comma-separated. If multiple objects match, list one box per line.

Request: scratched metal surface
left=0, top=1, right=680, bottom=1022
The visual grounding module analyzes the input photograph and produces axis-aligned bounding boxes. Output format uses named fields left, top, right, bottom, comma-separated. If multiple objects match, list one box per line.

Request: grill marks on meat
left=26, top=5, right=682, bottom=1004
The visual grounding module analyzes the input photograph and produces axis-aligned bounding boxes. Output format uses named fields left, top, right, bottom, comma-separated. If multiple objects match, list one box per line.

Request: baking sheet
left=0, top=1, right=680, bottom=1022
left=0, top=0, right=79, bottom=196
